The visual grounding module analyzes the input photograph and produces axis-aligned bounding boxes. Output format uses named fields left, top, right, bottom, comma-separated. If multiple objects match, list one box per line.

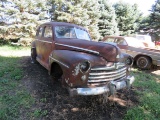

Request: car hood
left=55, top=39, right=119, bottom=62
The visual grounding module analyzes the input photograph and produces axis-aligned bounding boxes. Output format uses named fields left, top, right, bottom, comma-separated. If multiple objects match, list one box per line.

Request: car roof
left=102, top=36, right=133, bottom=41
left=40, top=22, right=86, bottom=30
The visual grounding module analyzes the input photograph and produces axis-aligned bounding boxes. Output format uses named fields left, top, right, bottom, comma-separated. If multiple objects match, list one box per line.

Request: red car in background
left=155, top=41, right=160, bottom=46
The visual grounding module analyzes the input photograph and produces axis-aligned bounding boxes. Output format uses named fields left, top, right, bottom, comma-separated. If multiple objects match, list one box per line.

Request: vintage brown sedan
left=31, top=22, right=134, bottom=97
left=102, top=36, right=160, bottom=69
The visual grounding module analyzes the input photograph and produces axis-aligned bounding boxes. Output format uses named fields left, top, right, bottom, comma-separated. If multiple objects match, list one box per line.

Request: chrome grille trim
left=89, top=70, right=126, bottom=79
left=88, top=74, right=126, bottom=83
left=89, top=67, right=126, bottom=76
left=91, top=62, right=125, bottom=70
left=88, top=62, right=127, bottom=83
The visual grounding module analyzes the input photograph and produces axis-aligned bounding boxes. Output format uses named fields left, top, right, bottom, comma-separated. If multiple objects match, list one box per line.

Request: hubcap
left=138, top=57, right=148, bottom=68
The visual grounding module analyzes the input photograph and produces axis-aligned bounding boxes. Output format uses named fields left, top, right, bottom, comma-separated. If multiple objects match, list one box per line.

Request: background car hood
left=55, top=39, right=119, bottom=62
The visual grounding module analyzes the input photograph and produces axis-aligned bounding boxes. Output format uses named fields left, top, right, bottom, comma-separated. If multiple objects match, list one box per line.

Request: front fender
left=49, top=50, right=106, bottom=87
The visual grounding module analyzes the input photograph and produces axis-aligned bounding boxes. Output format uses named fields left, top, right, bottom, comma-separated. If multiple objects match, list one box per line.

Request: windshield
left=55, top=26, right=90, bottom=41
left=125, top=37, right=145, bottom=47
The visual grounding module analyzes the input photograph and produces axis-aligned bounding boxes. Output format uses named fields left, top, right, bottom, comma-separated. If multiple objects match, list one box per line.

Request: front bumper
left=68, top=76, right=134, bottom=96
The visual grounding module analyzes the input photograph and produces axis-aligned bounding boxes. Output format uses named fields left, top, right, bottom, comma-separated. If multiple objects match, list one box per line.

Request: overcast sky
left=112, top=0, right=156, bottom=15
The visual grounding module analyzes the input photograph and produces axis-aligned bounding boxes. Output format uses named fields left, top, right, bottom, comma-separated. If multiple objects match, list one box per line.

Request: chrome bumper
left=68, top=76, right=134, bottom=96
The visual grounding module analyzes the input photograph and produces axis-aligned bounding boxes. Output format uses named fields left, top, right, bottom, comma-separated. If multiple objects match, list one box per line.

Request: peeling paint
left=81, top=75, right=86, bottom=81
left=65, top=78, right=69, bottom=83
left=72, top=64, right=80, bottom=76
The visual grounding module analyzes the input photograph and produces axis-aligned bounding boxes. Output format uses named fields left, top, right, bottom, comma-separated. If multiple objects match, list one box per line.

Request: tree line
left=0, top=0, right=159, bottom=44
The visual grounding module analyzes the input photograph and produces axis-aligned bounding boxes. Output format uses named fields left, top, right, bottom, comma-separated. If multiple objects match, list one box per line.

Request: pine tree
left=0, top=0, right=49, bottom=45
left=114, top=2, right=142, bottom=35
left=139, top=15, right=151, bottom=31
left=49, top=0, right=101, bottom=41
left=150, top=0, right=160, bottom=30
left=98, top=0, right=118, bottom=38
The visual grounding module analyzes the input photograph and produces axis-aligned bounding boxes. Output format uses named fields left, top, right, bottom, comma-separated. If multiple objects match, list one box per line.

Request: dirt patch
left=20, top=57, right=138, bottom=120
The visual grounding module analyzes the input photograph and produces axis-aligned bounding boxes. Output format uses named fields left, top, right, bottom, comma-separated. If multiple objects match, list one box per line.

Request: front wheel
left=31, top=48, right=37, bottom=63
left=136, top=56, right=152, bottom=69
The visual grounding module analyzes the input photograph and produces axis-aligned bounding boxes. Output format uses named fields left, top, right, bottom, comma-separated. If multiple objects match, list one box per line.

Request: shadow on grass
left=2, top=54, right=160, bottom=120
left=0, top=55, right=34, bottom=120
left=20, top=57, right=139, bottom=120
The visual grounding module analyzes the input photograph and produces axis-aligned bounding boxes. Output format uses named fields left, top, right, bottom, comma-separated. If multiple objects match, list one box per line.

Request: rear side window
left=115, top=38, right=127, bottom=45
left=44, top=26, right=52, bottom=38
left=105, top=38, right=115, bottom=42
left=37, top=27, right=43, bottom=37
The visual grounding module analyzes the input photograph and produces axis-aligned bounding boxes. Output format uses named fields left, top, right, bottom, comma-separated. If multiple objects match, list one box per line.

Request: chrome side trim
left=49, top=56, right=69, bottom=68
left=55, top=43, right=99, bottom=54
left=38, top=40, right=52, bottom=43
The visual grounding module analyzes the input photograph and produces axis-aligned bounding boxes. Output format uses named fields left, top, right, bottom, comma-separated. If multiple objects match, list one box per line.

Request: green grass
left=1, top=45, right=160, bottom=119
left=124, top=69, right=160, bottom=120
left=33, top=109, right=48, bottom=118
left=0, top=45, right=34, bottom=120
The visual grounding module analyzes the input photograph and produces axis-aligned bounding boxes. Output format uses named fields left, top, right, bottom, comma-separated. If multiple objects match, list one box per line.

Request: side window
left=105, top=38, right=115, bottom=42
left=115, top=38, right=127, bottom=45
left=44, top=26, right=52, bottom=38
left=37, top=27, right=43, bottom=37
left=55, top=26, right=76, bottom=38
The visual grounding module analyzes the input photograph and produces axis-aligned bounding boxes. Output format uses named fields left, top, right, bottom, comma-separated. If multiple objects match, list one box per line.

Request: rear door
left=36, top=25, right=55, bottom=70
left=42, top=25, right=55, bottom=69
left=35, top=26, right=43, bottom=61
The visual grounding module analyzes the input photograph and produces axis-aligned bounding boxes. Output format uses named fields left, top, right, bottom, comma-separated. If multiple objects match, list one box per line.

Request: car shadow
left=21, top=56, right=138, bottom=120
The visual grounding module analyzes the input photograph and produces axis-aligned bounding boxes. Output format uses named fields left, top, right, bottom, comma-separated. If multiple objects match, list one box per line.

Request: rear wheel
left=136, top=56, right=152, bottom=69
left=31, top=48, right=37, bottom=63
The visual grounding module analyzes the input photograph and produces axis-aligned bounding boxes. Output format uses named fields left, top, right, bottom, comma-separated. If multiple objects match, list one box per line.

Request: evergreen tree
left=114, top=2, right=142, bottom=35
left=98, top=0, right=118, bottom=38
left=0, top=0, right=49, bottom=45
left=49, top=0, right=101, bottom=40
left=139, top=15, right=151, bottom=31
left=150, top=0, right=160, bottom=34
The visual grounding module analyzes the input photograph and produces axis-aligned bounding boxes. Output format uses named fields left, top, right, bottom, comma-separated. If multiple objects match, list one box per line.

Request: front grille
left=88, top=62, right=126, bottom=83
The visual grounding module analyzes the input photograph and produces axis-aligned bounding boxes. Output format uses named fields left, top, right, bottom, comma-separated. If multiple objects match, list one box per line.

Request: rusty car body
left=102, top=36, right=160, bottom=69
left=31, top=22, right=134, bottom=97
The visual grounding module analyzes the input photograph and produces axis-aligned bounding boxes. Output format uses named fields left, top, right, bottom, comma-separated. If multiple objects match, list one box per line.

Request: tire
left=31, top=48, right=37, bottom=63
left=136, top=56, right=152, bottom=69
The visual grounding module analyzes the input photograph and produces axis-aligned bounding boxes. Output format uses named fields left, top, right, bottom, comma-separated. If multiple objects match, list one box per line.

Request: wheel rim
left=137, top=57, right=148, bottom=68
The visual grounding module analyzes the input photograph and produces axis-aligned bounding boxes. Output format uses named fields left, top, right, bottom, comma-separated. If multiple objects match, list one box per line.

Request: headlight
left=125, top=57, right=133, bottom=66
left=80, top=61, right=90, bottom=72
